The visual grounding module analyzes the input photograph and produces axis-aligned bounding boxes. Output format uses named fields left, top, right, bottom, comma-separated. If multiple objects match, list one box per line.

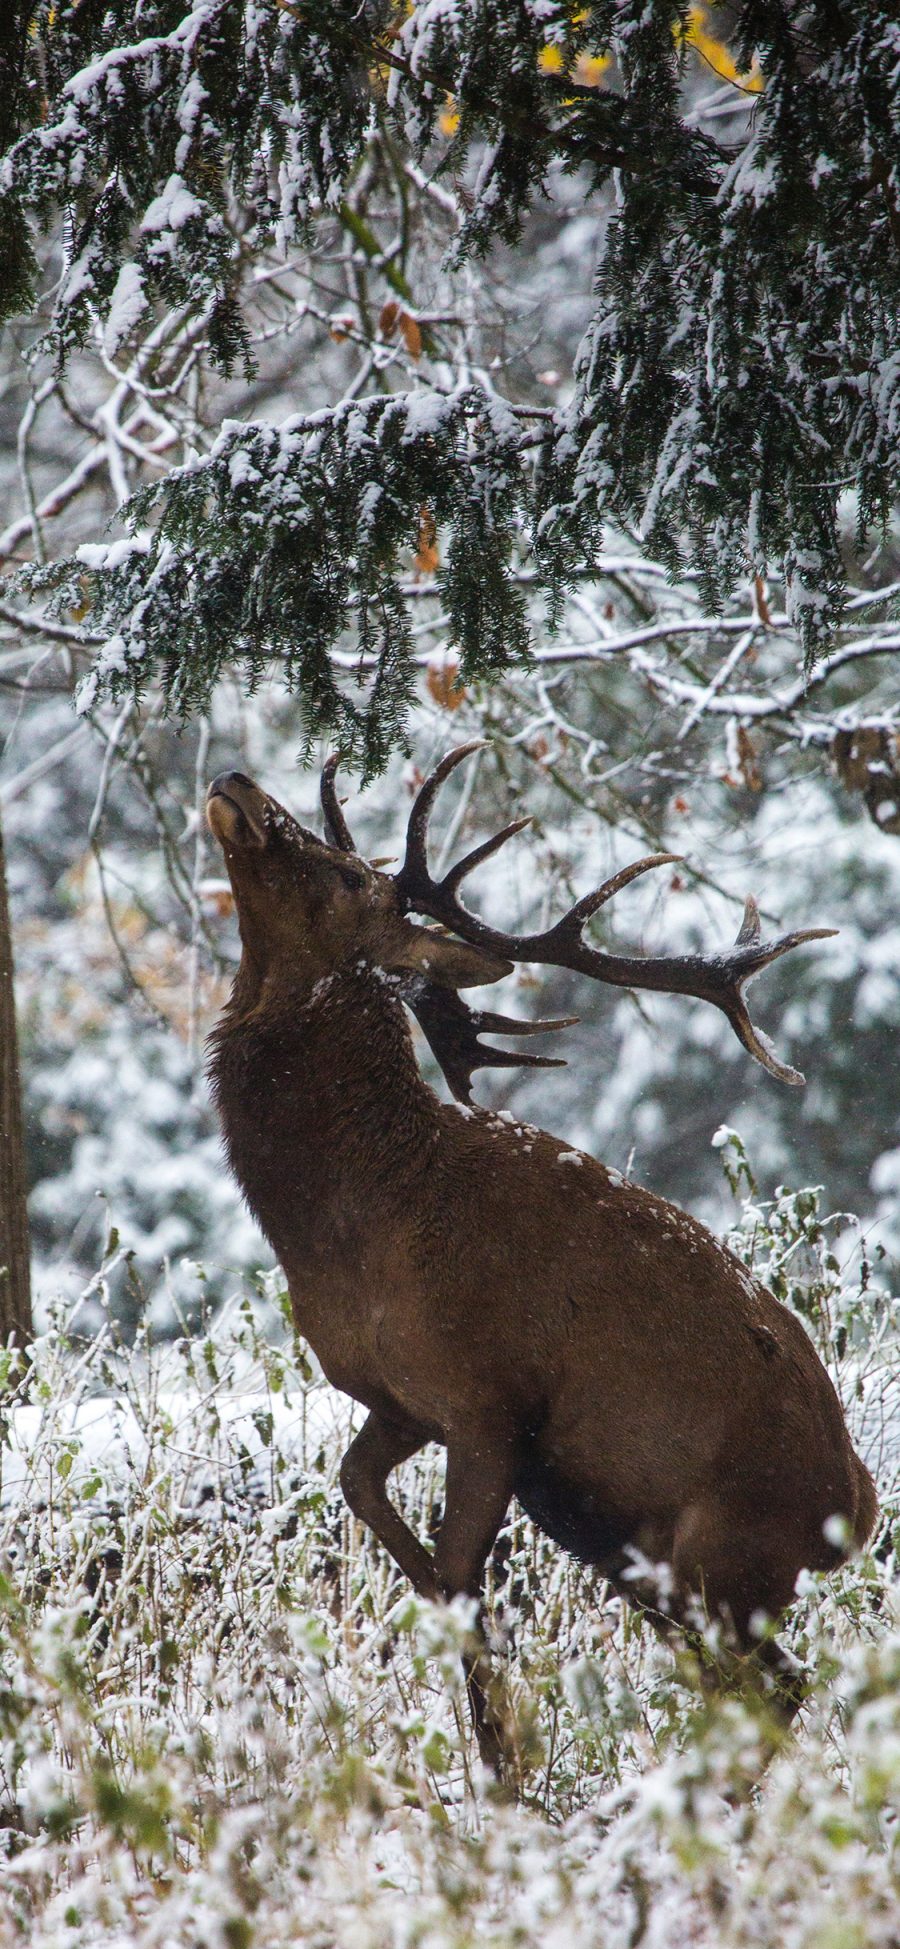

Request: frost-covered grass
left=0, top=1162, right=898, bottom=1948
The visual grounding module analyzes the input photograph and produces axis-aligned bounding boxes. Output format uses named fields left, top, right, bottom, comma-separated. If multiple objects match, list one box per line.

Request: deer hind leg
left=339, top=1410, right=438, bottom=1599
left=433, top=1430, right=518, bottom=1781
left=669, top=1500, right=808, bottom=1725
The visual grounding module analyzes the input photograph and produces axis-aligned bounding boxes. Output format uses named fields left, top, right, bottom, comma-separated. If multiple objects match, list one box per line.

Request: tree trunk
left=0, top=808, right=32, bottom=1341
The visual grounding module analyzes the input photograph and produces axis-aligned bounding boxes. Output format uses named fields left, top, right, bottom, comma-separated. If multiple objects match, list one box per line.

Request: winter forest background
left=2, top=2, right=899, bottom=1333
left=0, top=5, right=899, bottom=1944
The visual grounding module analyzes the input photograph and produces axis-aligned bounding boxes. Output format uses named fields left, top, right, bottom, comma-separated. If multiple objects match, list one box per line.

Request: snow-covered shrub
left=0, top=1156, right=897, bottom=1945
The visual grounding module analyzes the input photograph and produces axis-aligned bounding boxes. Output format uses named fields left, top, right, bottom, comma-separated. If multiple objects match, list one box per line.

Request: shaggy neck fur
left=207, top=955, right=439, bottom=1267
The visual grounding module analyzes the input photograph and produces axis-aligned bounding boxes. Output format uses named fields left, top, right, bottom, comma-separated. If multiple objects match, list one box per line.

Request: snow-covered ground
left=0, top=1218, right=896, bottom=1948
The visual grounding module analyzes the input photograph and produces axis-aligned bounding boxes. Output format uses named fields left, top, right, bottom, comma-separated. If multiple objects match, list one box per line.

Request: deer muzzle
left=207, top=772, right=270, bottom=849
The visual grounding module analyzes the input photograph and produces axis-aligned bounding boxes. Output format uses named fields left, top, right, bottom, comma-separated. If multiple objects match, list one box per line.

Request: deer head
left=205, top=767, right=513, bottom=1003
left=207, top=747, right=836, bottom=1098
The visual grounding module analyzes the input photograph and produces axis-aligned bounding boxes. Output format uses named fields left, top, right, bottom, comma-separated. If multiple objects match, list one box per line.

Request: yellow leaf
left=680, top=4, right=763, bottom=91
left=575, top=52, right=611, bottom=86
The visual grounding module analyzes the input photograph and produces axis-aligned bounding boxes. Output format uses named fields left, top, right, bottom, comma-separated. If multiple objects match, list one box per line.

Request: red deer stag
left=206, top=747, right=876, bottom=1774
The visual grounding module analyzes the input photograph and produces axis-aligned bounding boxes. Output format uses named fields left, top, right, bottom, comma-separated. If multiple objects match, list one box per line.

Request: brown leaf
left=200, top=878, right=235, bottom=918
left=832, top=727, right=900, bottom=833
left=832, top=727, right=889, bottom=794
left=736, top=725, right=763, bottom=792
left=753, top=573, right=772, bottom=625
left=426, top=654, right=466, bottom=712
left=399, top=311, right=423, bottom=360
left=414, top=506, right=439, bottom=575
left=70, top=574, right=92, bottom=623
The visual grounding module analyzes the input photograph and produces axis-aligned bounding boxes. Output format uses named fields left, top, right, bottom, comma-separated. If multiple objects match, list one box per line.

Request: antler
left=321, top=753, right=357, bottom=852
left=405, top=983, right=576, bottom=1105
left=393, top=744, right=837, bottom=1088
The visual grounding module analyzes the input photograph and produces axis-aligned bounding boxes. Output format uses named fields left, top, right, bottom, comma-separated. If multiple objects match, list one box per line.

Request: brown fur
left=206, top=770, right=877, bottom=1766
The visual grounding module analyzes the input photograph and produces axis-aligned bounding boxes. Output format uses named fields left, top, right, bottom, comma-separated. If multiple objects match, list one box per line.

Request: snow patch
left=76, top=533, right=152, bottom=572
left=141, top=173, right=204, bottom=233
left=102, top=262, right=147, bottom=356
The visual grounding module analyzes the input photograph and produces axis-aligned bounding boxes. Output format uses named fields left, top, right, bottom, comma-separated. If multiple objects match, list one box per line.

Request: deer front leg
left=433, top=1430, right=518, bottom=1781
left=339, top=1410, right=438, bottom=1597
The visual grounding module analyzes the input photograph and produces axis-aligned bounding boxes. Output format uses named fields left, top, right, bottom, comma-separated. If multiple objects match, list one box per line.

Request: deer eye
left=333, top=863, right=365, bottom=892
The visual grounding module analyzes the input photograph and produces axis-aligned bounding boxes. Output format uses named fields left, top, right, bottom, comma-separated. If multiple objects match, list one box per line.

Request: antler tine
left=565, top=853, right=682, bottom=929
left=395, top=741, right=487, bottom=907
left=730, top=894, right=837, bottom=969
left=474, top=1048, right=567, bottom=1075
left=470, top=1008, right=579, bottom=1037
left=321, top=754, right=357, bottom=853
left=443, top=818, right=533, bottom=895
left=735, top=893, right=762, bottom=947
left=709, top=904, right=839, bottom=1084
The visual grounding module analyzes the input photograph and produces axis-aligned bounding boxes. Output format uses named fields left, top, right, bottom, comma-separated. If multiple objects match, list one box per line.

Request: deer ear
left=390, top=922, right=513, bottom=990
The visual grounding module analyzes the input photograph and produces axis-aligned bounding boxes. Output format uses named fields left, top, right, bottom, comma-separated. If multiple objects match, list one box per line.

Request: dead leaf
left=736, top=725, right=763, bottom=791
left=832, top=727, right=889, bottom=794
left=414, top=506, right=439, bottom=575
left=200, top=878, right=235, bottom=917
left=753, top=573, right=772, bottom=625
left=399, top=311, right=423, bottom=360
left=70, top=574, right=92, bottom=623
left=832, top=727, right=900, bottom=833
left=426, top=653, right=466, bottom=712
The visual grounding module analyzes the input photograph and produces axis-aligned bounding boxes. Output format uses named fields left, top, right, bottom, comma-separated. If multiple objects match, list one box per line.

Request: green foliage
left=0, top=0, right=394, bottom=360
left=540, top=5, right=900, bottom=664
left=4, top=2, right=900, bottom=747
left=42, top=388, right=532, bottom=773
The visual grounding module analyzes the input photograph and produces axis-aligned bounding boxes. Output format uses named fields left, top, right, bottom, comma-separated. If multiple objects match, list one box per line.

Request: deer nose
left=208, top=770, right=257, bottom=799
left=207, top=772, right=269, bottom=848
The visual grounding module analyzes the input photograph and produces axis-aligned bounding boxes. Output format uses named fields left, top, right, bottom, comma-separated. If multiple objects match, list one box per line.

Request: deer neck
left=208, top=958, right=439, bottom=1266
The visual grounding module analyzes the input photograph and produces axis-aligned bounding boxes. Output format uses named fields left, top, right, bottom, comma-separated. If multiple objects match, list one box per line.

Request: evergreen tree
left=0, top=2, right=898, bottom=767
